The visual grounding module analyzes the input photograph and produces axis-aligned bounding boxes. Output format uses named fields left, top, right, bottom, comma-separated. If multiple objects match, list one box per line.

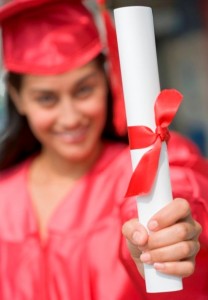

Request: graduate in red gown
left=0, top=1, right=207, bottom=299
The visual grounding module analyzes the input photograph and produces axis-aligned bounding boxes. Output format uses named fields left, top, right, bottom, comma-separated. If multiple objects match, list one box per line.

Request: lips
left=54, top=126, right=89, bottom=144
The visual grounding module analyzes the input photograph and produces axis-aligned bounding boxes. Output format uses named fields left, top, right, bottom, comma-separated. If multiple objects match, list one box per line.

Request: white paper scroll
left=114, top=6, right=183, bottom=293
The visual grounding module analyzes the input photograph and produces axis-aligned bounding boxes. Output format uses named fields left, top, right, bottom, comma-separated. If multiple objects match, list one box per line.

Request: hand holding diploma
left=114, top=6, right=202, bottom=293
left=122, top=198, right=201, bottom=289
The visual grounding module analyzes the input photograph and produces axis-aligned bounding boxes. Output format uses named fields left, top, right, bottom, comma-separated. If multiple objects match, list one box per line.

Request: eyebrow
left=74, top=71, right=99, bottom=86
left=29, top=71, right=99, bottom=94
left=28, top=90, right=55, bottom=96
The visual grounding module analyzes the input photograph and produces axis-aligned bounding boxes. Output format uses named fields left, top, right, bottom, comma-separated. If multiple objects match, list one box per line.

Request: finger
left=147, top=221, right=200, bottom=250
left=122, top=218, right=148, bottom=248
left=125, top=239, right=145, bottom=278
left=140, top=240, right=200, bottom=264
left=154, top=257, right=196, bottom=277
left=147, top=198, right=192, bottom=231
left=122, top=219, right=148, bottom=278
left=193, top=220, right=202, bottom=239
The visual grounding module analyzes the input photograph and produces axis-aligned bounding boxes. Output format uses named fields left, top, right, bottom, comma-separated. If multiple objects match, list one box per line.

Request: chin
left=49, top=134, right=102, bottom=162
left=60, top=145, right=96, bottom=162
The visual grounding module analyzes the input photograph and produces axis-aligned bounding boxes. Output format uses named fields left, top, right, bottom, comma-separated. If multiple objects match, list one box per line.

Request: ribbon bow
left=126, top=89, right=183, bottom=197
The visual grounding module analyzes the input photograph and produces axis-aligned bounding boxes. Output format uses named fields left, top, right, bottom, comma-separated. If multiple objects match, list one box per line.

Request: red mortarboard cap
left=0, top=0, right=102, bottom=74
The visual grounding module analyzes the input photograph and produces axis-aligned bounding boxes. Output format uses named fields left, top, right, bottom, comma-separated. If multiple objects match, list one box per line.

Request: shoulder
left=168, top=134, right=208, bottom=247
left=168, top=131, right=203, bottom=162
left=0, top=159, right=32, bottom=241
left=0, top=161, right=26, bottom=179
left=168, top=131, right=208, bottom=204
left=0, top=159, right=31, bottom=210
left=97, top=142, right=131, bottom=175
left=168, top=131, right=208, bottom=176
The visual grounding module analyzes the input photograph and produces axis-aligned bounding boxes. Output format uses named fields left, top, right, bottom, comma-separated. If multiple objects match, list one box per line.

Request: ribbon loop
left=125, top=89, right=183, bottom=198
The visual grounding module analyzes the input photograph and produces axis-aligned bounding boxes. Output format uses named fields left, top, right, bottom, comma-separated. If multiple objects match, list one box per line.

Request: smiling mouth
left=54, top=127, right=89, bottom=143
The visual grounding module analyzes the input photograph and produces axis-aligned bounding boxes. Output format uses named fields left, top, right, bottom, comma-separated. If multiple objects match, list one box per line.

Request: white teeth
left=61, top=129, right=85, bottom=136
left=61, top=131, right=81, bottom=137
left=54, top=127, right=87, bottom=142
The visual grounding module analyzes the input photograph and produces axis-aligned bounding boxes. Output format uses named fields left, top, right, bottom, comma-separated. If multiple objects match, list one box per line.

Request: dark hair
left=0, top=54, right=127, bottom=171
left=0, top=73, right=41, bottom=171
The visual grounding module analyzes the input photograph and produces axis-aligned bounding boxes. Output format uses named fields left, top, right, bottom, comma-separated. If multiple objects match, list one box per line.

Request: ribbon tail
left=125, top=140, right=162, bottom=197
left=98, top=2, right=126, bottom=135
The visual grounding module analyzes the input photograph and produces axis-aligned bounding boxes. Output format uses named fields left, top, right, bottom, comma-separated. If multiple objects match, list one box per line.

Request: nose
left=58, top=97, right=81, bottom=127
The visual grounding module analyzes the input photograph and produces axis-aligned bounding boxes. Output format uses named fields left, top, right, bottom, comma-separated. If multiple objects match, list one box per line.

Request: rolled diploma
left=114, top=7, right=183, bottom=293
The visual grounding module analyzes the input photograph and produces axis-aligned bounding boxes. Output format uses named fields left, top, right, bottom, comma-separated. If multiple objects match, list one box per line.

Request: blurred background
left=0, top=0, right=208, bottom=156
left=110, top=0, right=208, bottom=156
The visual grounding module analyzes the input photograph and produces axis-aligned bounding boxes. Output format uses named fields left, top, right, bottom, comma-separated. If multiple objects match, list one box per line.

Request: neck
left=32, top=142, right=104, bottom=181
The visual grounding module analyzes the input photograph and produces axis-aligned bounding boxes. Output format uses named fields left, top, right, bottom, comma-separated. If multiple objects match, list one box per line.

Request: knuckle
left=180, top=242, right=192, bottom=257
left=121, top=222, right=128, bottom=236
left=181, top=241, right=199, bottom=258
left=177, top=198, right=190, bottom=216
left=186, top=261, right=195, bottom=277
left=196, top=221, right=202, bottom=235
left=176, top=224, right=189, bottom=240
left=195, top=241, right=201, bottom=255
left=122, top=219, right=140, bottom=238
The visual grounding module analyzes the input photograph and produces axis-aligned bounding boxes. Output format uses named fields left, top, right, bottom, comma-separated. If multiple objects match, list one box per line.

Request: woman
left=0, top=0, right=207, bottom=299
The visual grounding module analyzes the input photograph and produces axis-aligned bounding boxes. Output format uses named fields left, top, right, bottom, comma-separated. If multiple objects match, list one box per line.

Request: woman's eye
left=35, top=94, right=56, bottom=106
left=76, top=85, right=94, bottom=98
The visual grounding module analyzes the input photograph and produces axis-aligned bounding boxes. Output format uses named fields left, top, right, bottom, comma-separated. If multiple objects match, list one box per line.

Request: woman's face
left=12, top=60, right=108, bottom=162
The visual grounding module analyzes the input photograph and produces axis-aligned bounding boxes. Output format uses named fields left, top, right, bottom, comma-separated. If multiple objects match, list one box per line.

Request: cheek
left=82, top=91, right=107, bottom=123
left=26, top=110, right=55, bottom=135
left=89, top=101, right=106, bottom=119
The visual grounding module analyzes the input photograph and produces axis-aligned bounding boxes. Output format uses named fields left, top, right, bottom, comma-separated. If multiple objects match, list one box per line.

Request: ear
left=8, top=84, right=25, bottom=115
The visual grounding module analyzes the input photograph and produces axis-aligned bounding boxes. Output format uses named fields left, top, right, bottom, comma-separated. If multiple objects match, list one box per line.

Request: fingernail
left=154, top=263, right=165, bottom=270
left=148, top=220, right=159, bottom=231
left=140, top=252, right=151, bottom=263
left=132, top=232, right=142, bottom=244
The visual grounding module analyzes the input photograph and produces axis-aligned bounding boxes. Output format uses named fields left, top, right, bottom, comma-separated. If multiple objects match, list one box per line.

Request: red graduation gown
left=0, top=132, right=207, bottom=300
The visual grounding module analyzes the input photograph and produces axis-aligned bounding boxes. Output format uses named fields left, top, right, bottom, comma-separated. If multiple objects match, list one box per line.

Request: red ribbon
left=126, top=89, right=183, bottom=197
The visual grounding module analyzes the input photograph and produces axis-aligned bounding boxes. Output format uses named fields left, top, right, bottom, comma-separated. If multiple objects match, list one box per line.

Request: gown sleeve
left=169, top=132, right=208, bottom=247
left=119, top=131, right=208, bottom=300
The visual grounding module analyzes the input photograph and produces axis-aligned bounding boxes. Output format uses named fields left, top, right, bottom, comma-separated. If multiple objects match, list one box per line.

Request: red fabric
left=126, top=89, right=183, bottom=197
left=97, top=0, right=127, bottom=135
left=0, top=1, right=102, bottom=74
left=0, top=135, right=208, bottom=299
left=0, top=0, right=59, bottom=21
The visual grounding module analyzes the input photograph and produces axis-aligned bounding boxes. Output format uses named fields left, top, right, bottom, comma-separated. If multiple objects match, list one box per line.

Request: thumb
left=122, top=218, right=149, bottom=277
left=122, top=218, right=149, bottom=254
